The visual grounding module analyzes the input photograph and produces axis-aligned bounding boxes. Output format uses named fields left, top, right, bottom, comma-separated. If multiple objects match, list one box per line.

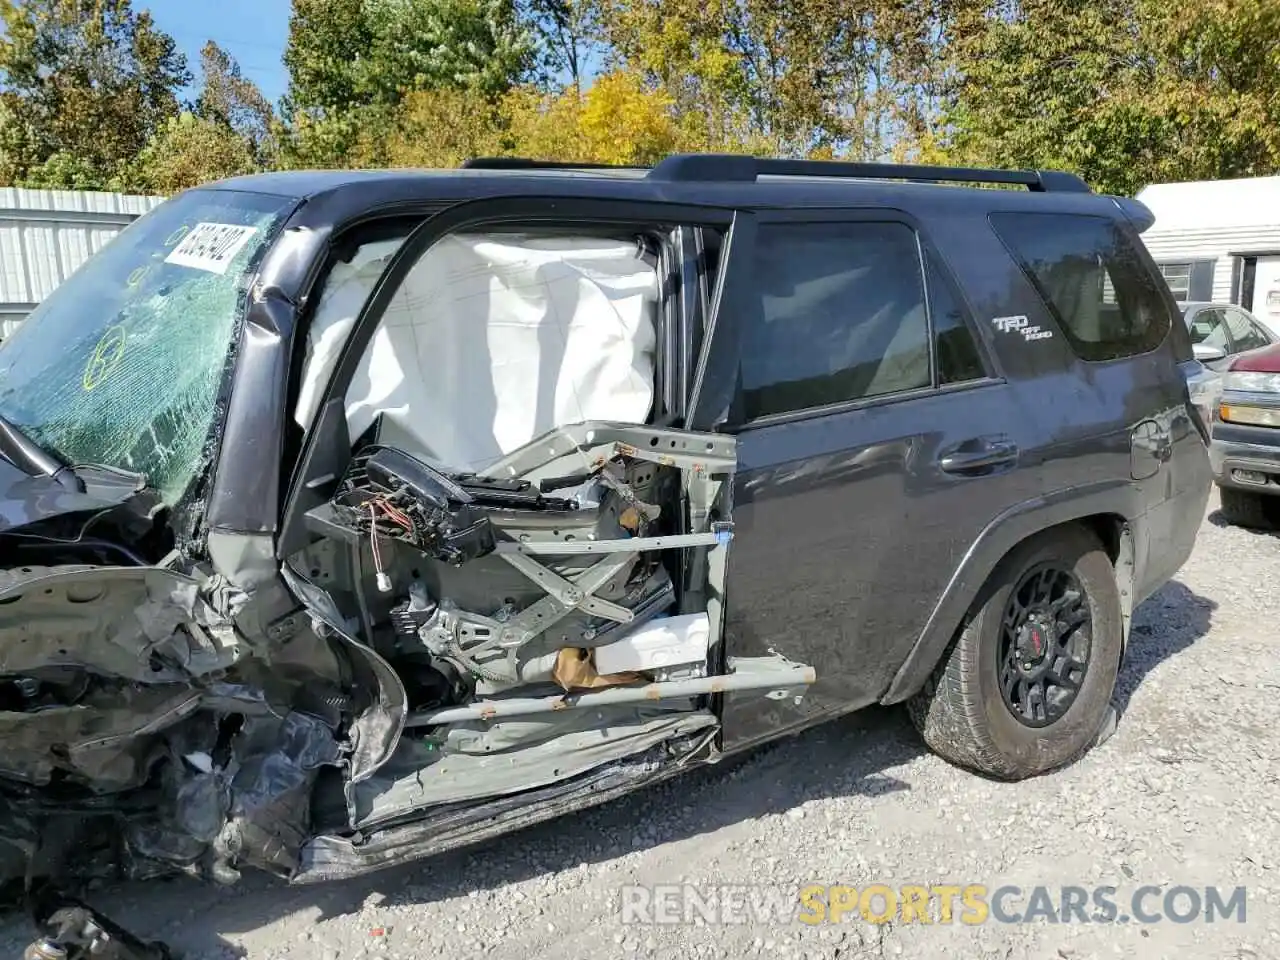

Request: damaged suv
left=0, top=156, right=1209, bottom=918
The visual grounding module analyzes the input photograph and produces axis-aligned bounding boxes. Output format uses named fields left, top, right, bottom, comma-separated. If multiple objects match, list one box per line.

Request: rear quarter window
left=988, top=212, right=1173, bottom=362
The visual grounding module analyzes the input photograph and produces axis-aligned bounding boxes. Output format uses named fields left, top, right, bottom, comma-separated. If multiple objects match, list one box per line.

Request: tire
left=906, top=524, right=1122, bottom=781
left=1219, top=487, right=1280, bottom=530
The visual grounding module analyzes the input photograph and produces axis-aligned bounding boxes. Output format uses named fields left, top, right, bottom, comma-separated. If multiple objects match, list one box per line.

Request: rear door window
left=989, top=212, right=1172, bottom=362
left=925, top=248, right=987, bottom=385
left=740, top=221, right=928, bottom=420
left=737, top=220, right=987, bottom=422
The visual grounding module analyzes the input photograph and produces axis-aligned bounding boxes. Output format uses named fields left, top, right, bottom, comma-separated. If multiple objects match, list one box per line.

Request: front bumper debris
left=21, top=885, right=171, bottom=960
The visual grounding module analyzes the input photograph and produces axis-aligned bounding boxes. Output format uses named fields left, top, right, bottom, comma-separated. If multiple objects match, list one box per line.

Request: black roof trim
left=457, top=153, right=1092, bottom=193
left=462, top=157, right=645, bottom=172
left=644, top=154, right=1092, bottom=193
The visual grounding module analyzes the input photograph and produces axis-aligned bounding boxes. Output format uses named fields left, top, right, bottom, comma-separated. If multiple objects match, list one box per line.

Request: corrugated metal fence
left=0, top=187, right=165, bottom=338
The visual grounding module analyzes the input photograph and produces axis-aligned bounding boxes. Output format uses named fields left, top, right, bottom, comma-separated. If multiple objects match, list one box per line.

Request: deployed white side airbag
left=296, top=233, right=659, bottom=472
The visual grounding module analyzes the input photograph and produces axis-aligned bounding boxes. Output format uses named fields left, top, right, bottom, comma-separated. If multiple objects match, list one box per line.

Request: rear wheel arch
left=949, top=515, right=1132, bottom=655
left=906, top=521, right=1125, bottom=779
left=882, top=491, right=1142, bottom=705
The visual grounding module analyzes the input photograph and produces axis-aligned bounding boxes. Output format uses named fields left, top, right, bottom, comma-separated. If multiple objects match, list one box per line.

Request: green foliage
left=363, top=0, right=533, bottom=98
left=0, top=0, right=189, bottom=189
left=130, top=112, right=258, bottom=194
left=281, top=0, right=374, bottom=119
left=941, top=0, right=1280, bottom=194
left=1, top=0, right=1278, bottom=196
left=280, top=0, right=532, bottom=167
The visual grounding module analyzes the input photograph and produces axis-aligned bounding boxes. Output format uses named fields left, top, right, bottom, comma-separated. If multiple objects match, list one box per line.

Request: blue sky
left=142, top=0, right=293, bottom=107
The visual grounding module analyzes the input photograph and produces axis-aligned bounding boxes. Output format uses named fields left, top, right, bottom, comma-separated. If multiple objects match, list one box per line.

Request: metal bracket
left=478, top=422, right=736, bottom=482
left=418, top=552, right=638, bottom=681
left=496, top=552, right=636, bottom=647
left=493, top=530, right=728, bottom=556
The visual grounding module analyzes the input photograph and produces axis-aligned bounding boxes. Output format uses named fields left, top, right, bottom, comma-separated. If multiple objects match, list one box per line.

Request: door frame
left=277, top=195, right=740, bottom=558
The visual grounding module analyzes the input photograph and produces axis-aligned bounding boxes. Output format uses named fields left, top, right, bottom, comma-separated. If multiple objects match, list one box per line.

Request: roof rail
left=644, top=153, right=1092, bottom=193
left=461, top=157, right=642, bottom=171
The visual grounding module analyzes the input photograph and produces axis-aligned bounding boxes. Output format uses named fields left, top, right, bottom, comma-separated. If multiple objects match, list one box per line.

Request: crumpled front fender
left=0, top=564, right=248, bottom=683
left=0, top=563, right=354, bottom=886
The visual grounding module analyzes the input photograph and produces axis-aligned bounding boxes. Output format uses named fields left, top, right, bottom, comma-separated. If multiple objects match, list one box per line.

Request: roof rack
left=460, top=154, right=1092, bottom=194
left=461, top=157, right=643, bottom=171
left=644, top=154, right=1092, bottom=193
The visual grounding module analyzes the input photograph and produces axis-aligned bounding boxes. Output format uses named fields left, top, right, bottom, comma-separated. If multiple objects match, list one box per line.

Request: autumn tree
left=196, top=41, right=280, bottom=168
left=594, top=0, right=949, bottom=158
left=0, top=0, right=189, bottom=189
left=941, top=0, right=1280, bottom=194
left=131, top=113, right=258, bottom=194
left=375, top=88, right=507, bottom=168
left=128, top=43, right=278, bottom=193
left=281, top=0, right=533, bottom=167
left=377, top=69, right=693, bottom=168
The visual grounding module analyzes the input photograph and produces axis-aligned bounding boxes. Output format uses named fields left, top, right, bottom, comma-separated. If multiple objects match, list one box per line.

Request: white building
left=1136, top=175, right=1280, bottom=333
left=0, top=187, right=164, bottom=338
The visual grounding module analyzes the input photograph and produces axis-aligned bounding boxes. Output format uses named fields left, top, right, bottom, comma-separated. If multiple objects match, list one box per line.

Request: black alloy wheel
left=998, top=564, right=1092, bottom=728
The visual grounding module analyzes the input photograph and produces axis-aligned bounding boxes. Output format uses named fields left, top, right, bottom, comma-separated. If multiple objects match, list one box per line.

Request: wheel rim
left=998, top=563, right=1092, bottom=728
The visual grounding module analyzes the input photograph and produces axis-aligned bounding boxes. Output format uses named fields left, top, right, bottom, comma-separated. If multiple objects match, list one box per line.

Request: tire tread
left=1219, top=487, right=1280, bottom=530
left=907, top=523, right=1117, bottom=780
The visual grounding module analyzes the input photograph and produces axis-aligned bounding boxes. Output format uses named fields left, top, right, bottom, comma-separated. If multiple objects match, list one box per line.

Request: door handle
left=937, top=438, right=1019, bottom=475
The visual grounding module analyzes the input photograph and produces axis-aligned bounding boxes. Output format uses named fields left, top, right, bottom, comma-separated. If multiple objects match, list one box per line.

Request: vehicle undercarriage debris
left=1, top=421, right=815, bottom=951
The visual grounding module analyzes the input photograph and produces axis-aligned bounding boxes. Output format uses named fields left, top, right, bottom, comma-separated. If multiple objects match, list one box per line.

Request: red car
left=1211, top=342, right=1280, bottom=527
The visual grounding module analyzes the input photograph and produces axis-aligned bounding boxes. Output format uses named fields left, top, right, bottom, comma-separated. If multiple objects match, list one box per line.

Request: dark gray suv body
left=0, top=156, right=1210, bottom=930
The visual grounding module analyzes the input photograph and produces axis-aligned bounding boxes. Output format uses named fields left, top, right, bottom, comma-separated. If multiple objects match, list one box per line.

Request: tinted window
left=1224, top=308, right=1271, bottom=352
left=740, top=222, right=930, bottom=420
left=925, top=248, right=986, bottom=384
left=989, top=213, right=1172, bottom=361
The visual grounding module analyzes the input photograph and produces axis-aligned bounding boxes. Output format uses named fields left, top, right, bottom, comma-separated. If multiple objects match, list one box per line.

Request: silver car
left=1185, top=301, right=1275, bottom=369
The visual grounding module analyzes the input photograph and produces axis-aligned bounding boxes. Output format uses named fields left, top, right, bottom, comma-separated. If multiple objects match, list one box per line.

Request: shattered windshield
left=0, top=189, right=294, bottom=504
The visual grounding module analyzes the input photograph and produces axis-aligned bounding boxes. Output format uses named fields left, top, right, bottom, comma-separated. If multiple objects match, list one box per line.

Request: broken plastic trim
left=26, top=883, right=172, bottom=960
left=279, top=563, right=407, bottom=784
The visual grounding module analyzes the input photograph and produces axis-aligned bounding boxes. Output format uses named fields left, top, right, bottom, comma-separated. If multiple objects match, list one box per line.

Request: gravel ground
left=3, top=489, right=1276, bottom=960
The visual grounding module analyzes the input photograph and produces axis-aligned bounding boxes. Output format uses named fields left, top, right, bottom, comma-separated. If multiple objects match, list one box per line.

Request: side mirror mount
left=1193, top=343, right=1227, bottom=363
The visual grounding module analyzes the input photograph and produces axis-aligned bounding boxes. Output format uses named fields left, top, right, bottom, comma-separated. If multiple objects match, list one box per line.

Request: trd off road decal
left=991, top=314, right=1053, bottom=342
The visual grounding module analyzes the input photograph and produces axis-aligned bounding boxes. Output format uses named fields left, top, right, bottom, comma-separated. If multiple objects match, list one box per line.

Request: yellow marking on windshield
left=165, top=225, right=189, bottom=247
left=127, top=265, right=150, bottom=287
left=82, top=325, right=127, bottom=392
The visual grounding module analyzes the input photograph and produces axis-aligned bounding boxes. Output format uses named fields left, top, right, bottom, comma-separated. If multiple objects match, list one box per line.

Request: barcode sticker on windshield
left=164, top=222, right=258, bottom=275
